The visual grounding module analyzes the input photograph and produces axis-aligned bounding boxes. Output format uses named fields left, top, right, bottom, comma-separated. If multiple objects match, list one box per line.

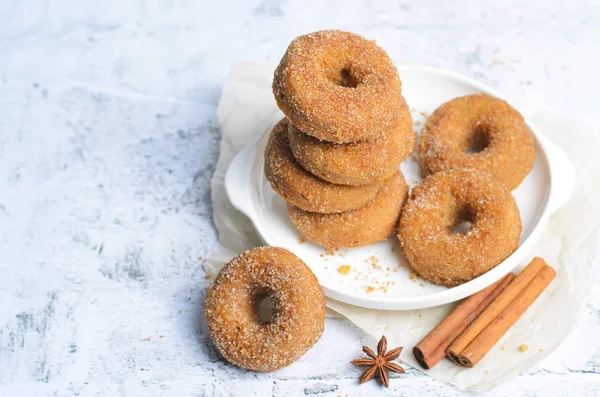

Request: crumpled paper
left=206, top=63, right=600, bottom=391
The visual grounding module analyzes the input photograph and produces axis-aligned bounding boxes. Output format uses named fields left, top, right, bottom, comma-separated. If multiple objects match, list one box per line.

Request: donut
left=273, top=30, right=402, bottom=143
left=418, top=94, right=536, bottom=190
left=398, top=169, right=521, bottom=287
left=204, top=247, right=326, bottom=372
left=288, top=171, right=408, bottom=249
left=265, top=118, right=382, bottom=213
left=288, top=97, right=415, bottom=186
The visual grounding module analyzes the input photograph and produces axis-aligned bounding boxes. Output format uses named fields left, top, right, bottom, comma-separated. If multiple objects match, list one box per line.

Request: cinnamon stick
left=413, top=274, right=511, bottom=370
left=457, top=265, right=556, bottom=367
left=440, top=273, right=515, bottom=366
left=446, top=257, right=547, bottom=362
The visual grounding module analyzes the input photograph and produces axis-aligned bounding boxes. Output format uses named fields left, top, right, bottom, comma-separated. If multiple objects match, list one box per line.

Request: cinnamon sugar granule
left=198, top=256, right=203, bottom=261
left=519, top=344, right=529, bottom=352
left=364, top=281, right=394, bottom=294
left=337, top=265, right=351, bottom=275
left=205, top=272, right=213, bottom=279
left=297, top=237, right=306, bottom=244
left=409, top=271, right=417, bottom=280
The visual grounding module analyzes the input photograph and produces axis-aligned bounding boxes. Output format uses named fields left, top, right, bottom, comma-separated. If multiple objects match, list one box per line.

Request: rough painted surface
left=0, top=0, right=599, bottom=396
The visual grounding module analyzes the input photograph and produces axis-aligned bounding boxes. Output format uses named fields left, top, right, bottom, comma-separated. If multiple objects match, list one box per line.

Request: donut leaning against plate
left=264, top=118, right=382, bottom=213
left=398, top=168, right=521, bottom=287
left=204, top=247, right=326, bottom=372
left=287, top=97, right=415, bottom=186
left=418, top=94, right=536, bottom=190
left=273, top=30, right=402, bottom=143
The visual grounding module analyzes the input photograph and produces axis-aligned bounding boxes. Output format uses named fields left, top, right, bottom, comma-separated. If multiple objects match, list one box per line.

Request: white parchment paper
left=206, top=63, right=600, bottom=391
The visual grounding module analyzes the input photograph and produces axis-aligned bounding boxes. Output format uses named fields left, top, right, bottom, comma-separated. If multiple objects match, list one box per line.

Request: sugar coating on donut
left=288, top=96, right=415, bottom=186
left=273, top=30, right=402, bottom=143
left=204, top=247, right=326, bottom=372
left=398, top=168, right=521, bottom=287
left=288, top=171, right=408, bottom=249
left=264, top=118, right=382, bottom=213
left=418, top=94, right=536, bottom=190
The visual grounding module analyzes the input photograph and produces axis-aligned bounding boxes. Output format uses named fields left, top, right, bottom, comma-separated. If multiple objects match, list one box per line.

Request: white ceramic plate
left=225, top=65, right=575, bottom=310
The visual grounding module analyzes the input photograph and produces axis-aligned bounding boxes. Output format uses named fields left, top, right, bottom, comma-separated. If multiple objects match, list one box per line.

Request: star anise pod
left=351, top=335, right=405, bottom=388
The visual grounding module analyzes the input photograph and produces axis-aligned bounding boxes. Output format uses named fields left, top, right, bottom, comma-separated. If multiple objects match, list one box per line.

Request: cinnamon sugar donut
left=398, top=169, right=521, bottom=287
left=288, top=97, right=415, bottom=186
left=418, top=94, right=536, bottom=190
left=204, top=247, right=326, bottom=372
left=265, top=119, right=382, bottom=213
left=288, top=172, right=408, bottom=249
left=273, top=30, right=402, bottom=143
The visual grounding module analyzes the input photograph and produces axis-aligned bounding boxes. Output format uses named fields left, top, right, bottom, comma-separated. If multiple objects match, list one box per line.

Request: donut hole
left=452, top=219, right=473, bottom=234
left=323, top=61, right=360, bottom=88
left=338, top=67, right=360, bottom=88
left=466, top=125, right=490, bottom=154
left=254, top=292, right=276, bottom=324
left=450, top=206, right=474, bottom=234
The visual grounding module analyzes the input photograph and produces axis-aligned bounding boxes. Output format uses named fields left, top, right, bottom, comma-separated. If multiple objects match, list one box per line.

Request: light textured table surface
left=1, top=1, right=599, bottom=396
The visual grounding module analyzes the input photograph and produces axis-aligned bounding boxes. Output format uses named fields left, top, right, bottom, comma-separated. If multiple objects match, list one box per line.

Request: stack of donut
left=266, top=30, right=414, bottom=249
